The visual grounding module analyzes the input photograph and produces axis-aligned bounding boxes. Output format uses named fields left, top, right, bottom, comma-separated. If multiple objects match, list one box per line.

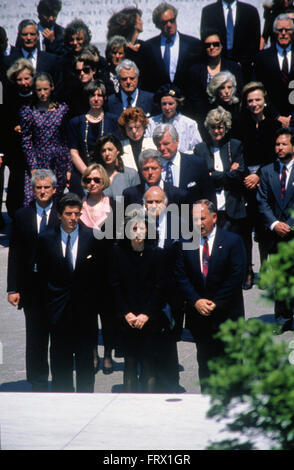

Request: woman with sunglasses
left=185, top=29, right=243, bottom=137
left=67, top=80, right=120, bottom=197
left=80, top=163, right=117, bottom=375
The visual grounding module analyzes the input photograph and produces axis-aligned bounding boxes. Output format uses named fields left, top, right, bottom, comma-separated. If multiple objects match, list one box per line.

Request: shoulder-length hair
left=91, top=133, right=125, bottom=173
left=81, top=163, right=110, bottom=190
left=207, top=70, right=239, bottom=104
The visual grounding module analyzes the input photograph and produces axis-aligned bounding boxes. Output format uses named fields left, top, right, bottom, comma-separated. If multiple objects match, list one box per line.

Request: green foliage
left=204, top=318, right=294, bottom=450
left=258, top=238, right=294, bottom=306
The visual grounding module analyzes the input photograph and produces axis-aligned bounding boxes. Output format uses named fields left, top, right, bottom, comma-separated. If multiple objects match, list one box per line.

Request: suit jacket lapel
left=207, top=228, right=224, bottom=277
left=283, top=163, right=294, bottom=206
left=271, top=161, right=284, bottom=210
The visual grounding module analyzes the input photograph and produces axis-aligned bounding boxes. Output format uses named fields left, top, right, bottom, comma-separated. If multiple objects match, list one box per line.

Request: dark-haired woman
left=19, top=72, right=71, bottom=205
left=91, top=133, right=140, bottom=199
left=109, top=215, right=169, bottom=393
left=67, top=80, right=120, bottom=197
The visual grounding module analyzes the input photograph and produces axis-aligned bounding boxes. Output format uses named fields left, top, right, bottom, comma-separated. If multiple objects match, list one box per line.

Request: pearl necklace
left=84, top=113, right=104, bottom=162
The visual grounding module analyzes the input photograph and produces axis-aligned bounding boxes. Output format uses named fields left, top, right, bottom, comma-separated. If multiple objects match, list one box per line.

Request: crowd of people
left=2, top=0, right=294, bottom=394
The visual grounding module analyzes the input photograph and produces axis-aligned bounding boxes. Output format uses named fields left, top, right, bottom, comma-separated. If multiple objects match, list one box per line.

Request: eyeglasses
left=75, top=66, right=92, bottom=75
left=276, top=28, right=293, bottom=33
left=205, top=41, right=221, bottom=48
left=84, top=177, right=102, bottom=184
left=160, top=17, right=176, bottom=26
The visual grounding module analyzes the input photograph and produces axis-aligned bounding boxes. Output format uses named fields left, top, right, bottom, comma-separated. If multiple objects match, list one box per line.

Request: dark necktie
left=127, top=95, right=132, bottom=108
left=226, top=4, right=234, bottom=52
left=281, top=164, right=287, bottom=198
left=39, top=209, right=47, bottom=233
left=281, top=49, right=289, bottom=83
left=163, top=37, right=171, bottom=77
left=165, top=160, right=174, bottom=185
left=202, top=236, right=209, bottom=279
left=65, top=234, right=74, bottom=272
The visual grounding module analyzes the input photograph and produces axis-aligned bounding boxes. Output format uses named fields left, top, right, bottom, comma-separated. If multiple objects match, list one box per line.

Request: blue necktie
left=226, top=4, right=234, bottom=51
left=163, top=37, right=171, bottom=77
left=65, top=234, right=74, bottom=272
left=165, top=160, right=174, bottom=185
left=39, top=209, right=47, bottom=233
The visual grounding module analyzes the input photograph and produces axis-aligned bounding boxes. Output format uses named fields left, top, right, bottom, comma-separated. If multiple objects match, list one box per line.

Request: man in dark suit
left=175, top=199, right=246, bottom=391
left=257, top=128, right=294, bottom=330
left=253, top=13, right=294, bottom=124
left=200, top=0, right=260, bottom=82
left=142, top=2, right=201, bottom=92
left=7, top=169, right=59, bottom=391
left=106, top=59, right=155, bottom=118
left=36, top=193, right=103, bottom=393
left=143, top=185, right=182, bottom=392
left=36, top=0, right=65, bottom=55
left=123, top=148, right=188, bottom=209
left=4, top=19, right=62, bottom=94
left=152, top=123, right=216, bottom=207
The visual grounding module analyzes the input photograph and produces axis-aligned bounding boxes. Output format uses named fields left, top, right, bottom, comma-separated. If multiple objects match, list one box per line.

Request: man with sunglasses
left=253, top=13, right=294, bottom=124
left=141, top=2, right=201, bottom=93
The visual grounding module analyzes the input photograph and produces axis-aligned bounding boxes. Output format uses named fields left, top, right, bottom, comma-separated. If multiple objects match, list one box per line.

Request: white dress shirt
left=160, top=31, right=180, bottom=83
left=270, top=158, right=294, bottom=230
left=222, top=0, right=237, bottom=26
left=162, top=151, right=181, bottom=188
left=36, top=201, right=53, bottom=233
left=276, top=43, right=292, bottom=73
left=212, top=147, right=226, bottom=211
left=199, top=226, right=216, bottom=273
left=60, top=225, right=79, bottom=269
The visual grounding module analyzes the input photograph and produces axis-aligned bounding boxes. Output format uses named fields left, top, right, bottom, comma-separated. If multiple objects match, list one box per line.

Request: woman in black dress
left=67, top=80, right=120, bottom=197
left=109, top=213, right=169, bottom=392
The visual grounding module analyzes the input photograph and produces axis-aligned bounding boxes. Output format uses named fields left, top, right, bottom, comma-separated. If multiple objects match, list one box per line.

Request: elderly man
left=4, top=19, right=62, bottom=92
left=175, top=199, right=246, bottom=391
left=253, top=13, right=294, bottom=124
left=143, top=185, right=181, bottom=392
left=106, top=59, right=155, bottom=117
left=142, top=2, right=201, bottom=92
left=7, top=169, right=60, bottom=391
left=152, top=123, right=216, bottom=206
left=123, top=148, right=188, bottom=208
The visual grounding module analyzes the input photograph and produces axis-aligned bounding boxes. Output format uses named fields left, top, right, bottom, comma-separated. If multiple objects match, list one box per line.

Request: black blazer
left=200, top=0, right=260, bottom=66
left=106, top=88, right=155, bottom=118
left=7, top=202, right=59, bottom=307
left=177, top=153, right=217, bottom=206
left=108, top=242, right=169, bottom=332
left=36, top=223, right=107, bottom=325
left=142, top=32, right=201, bottom=93
left=194, top=138, right=247, bottom=219
left=253, top=45, right=294, bottom=116
left=257, top=160, right=294, bottom=231
left=175, top=227, right=246, bottom=338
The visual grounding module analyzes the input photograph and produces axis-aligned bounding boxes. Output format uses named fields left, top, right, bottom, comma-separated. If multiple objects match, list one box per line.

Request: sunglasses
left=276, top=28, right=293, bottom=33
left=161, top=17, right=176, bottom=26
left=75, top=66, right=92, bottom=75
left=84, top=177, right=102, bottom=184
left=205, top=41, right=221, bottom=48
